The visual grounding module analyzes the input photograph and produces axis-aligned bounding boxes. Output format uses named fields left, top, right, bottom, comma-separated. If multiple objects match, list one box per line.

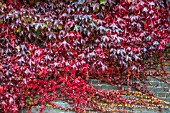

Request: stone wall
left=89, top=78, right=170, bottom=102
left=88, top=68, right=170, bottom=113
left=20, top=77, right=170, bottom=113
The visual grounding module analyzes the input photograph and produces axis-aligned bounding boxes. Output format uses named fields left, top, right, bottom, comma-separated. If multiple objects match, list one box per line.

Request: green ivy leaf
left=17, top=27, right=21, bottom=33
left=35, top=29, right=41, bottom=37
left=74, top=24, right=78, bottom=29
left=25, top=97, right=32, bottom=104
left=100, top=0, right=106, bottom=4
left=93, top=19, right=97, bottom=24
left=42, top=23, right=47, bottom=29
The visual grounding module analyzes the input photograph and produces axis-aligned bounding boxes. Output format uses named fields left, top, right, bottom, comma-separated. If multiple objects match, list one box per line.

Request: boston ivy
left=0, top=0, right=169, bottom=113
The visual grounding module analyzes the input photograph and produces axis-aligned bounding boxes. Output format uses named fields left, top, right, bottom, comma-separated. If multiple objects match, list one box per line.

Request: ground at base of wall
left=19, top=100, right=170, bottom=113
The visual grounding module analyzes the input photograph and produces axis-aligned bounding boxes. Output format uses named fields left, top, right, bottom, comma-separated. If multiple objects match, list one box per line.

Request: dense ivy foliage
left=0, top=0, right=170, bottom=113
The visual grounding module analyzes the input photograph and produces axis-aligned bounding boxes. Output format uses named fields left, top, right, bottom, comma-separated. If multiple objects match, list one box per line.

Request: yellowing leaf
left=16, top=46, right=20, bottom=52
left=46, top=104, right=51, bottom=107
left=58, top=25, right=62, bottom=30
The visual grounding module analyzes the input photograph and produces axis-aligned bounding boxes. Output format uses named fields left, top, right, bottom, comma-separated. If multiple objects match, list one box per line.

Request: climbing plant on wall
left=0, top=0, right=169, bottom=113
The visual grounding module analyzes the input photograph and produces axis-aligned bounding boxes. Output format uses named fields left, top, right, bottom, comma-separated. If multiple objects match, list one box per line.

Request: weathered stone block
left=101, top=85, right=117, bottom=90
left=93, top=85, right=102, bottom=89
left=157, top=93, right=166, bottom=98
